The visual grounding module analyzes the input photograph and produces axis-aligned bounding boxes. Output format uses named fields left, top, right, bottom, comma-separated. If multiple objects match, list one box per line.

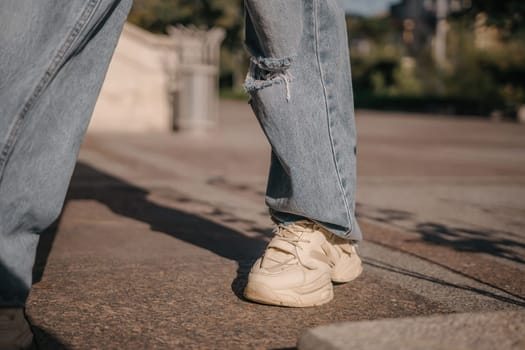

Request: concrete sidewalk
left=28, top=100, right=525, bottom=349
left=299, top=310, right=525, bottom=350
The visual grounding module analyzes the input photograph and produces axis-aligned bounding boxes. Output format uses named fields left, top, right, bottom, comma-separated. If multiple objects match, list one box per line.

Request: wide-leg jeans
left=0, top=0, right=360, bottom=307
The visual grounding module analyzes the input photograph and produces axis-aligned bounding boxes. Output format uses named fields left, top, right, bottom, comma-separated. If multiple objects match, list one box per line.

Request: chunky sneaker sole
left=244, top=271, right=334, bottom=307
left=244, top=221, right=363, bottom=307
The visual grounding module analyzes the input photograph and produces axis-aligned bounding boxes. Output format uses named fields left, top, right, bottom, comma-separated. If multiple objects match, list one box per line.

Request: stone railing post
left=168, top=25, right=225, bottom=131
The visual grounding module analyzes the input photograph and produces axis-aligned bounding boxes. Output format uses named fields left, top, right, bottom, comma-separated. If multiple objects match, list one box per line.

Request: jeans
left=0, top=0, right=132, bottom=307
left=0, top=0, right=360, bottom=307
left=244, top=0, right=361, bottom=239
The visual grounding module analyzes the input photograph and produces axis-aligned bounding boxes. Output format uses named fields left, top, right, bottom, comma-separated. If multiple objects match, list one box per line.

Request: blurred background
left=89, top=0, right=525, bottom=132
left=144, top=1, right=523, bottom=115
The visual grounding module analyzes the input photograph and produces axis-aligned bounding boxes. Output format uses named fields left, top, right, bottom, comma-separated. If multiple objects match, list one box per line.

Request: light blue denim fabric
left=0, top=0, right=132, bottom=307
left=244, top=0, right=362, bottom=240
left=0, top=0, right=360, bottom=307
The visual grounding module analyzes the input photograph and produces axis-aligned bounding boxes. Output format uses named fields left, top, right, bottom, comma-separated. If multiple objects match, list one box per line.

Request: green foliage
left=445, top=16, right=525, bottom=112
left=349, top=6, right=525, bottom=117
left=129, top=0, right=239, bottom=32
left=388, top=65, right=424, bottom=96
left=456, top=0, right=525, bottom=37
left=346, top=15, right=399, bottom=45
left=127, top=1, right=525, bottom=113
left=352, top=57, right=397, bottom=92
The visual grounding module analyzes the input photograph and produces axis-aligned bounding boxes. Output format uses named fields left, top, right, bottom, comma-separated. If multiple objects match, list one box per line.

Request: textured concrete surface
left=26, top=100, right=525, bottom=349
left=298, top=310, right=525, bottom=350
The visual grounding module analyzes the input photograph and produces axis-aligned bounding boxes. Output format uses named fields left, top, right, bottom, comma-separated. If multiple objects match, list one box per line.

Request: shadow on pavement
left=356, top=203, right=525, bottom=304
left=0, top=253, right=68, bottom=348
left=34, top=161, right=525, bottom=306
left=356, top=203, right=525, bottom=266
left=33, top=221, right=59, bottom=285
left=28, top=160, right=525, bottom=346
left=35, top=161, right=267, bottom=301
left=32, top=326, right=70, bottom=350
left=414, top=222, right=525, bottom=265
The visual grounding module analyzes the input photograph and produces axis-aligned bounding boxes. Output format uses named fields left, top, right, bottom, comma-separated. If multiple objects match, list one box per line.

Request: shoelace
left=275, top=224, right=311, bottom=247
left=262, top=223, right=314, bottom=267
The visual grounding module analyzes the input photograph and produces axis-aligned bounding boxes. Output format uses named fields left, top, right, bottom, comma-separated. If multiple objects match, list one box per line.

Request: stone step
left=298, top=310, right=525, bottom=350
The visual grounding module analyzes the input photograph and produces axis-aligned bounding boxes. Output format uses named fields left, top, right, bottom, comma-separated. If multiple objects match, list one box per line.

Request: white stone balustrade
left=89, top=22, right=225, bottom=133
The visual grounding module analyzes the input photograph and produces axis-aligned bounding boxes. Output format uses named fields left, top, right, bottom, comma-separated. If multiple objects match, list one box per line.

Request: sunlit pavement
left=28, top=100, right=525, bottom=349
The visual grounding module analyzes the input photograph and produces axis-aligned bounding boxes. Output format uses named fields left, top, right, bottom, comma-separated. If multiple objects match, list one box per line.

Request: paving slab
left=25, top=100, right=525, bottom=349
left=298, top=310, right=525, bottom=350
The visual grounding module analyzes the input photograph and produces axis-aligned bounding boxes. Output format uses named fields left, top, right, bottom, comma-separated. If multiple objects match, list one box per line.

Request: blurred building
left=390, top=0, right=472, bottom=63
left=89, top=22, right=224, bottom=133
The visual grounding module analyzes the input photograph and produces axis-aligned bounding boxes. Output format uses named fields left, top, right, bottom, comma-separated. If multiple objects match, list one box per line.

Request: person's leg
left=243, top=0, right=362, bottom=307
left=0, top=0, right=131, bottom=346
left=244, top=0, right=361, bottom=239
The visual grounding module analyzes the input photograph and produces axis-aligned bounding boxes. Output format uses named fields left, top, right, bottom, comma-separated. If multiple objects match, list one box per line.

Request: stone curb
left=298, top=310, right=525, bottom=350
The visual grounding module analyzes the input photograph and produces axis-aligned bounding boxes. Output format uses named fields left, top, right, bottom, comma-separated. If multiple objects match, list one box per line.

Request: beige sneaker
left=244, top=221, right=362, bottom=307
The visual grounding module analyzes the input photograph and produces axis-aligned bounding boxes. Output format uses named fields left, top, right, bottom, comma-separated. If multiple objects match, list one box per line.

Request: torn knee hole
left=243, top=56, right=293, bottom=101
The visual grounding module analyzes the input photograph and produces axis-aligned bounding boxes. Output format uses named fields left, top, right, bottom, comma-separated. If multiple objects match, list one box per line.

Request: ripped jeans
left=244, top=0, right=361, bottom=239
left=0, top=0, right=360, bottom=308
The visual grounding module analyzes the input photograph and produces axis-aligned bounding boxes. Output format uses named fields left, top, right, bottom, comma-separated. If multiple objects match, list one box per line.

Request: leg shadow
left=356, top=203, right=525, bottom=265
left=31, top=326, right=70, bottom=350
left=33, top=161, right=269, bottom=300
left=33, top=221, right=60, bottom=284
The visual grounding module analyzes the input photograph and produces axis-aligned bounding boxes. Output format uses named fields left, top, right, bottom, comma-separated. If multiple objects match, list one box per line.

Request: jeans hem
left=269, top=207, right=362, bottom=241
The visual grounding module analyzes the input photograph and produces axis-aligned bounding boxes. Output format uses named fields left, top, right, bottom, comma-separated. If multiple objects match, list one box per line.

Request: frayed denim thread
left=244, top=56, right=293, bottom=101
